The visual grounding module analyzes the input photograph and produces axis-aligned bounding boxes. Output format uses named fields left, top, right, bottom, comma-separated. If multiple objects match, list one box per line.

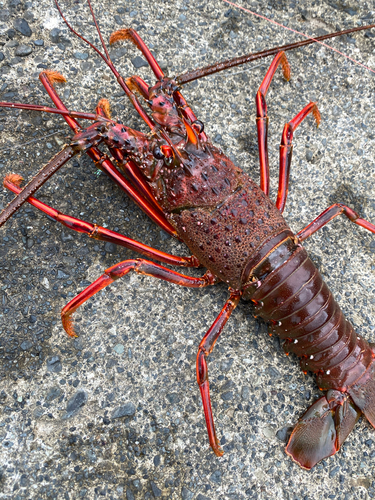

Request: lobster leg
left=38, top=71, right=177, bottom=237
left=61, top=260, right=217, bottom=337
left=297, top=204, right=375, bottom=242
left=3, top=175, right=200, bottom=268
left=256, top=52, right=290, bottom=196
left=196, top=290, right=242, bottom=456
left=125, top=76, right=149, bottom=99
left=276, top=102, right=321, bottom=212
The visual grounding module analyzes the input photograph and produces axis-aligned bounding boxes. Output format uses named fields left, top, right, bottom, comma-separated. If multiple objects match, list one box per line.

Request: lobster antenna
left=53, top=0, right=159, bottom=132
left=86, top=0, right=111, bottom=62
left=176, top=24, right=375, bottom=85
left=54, top=0, right=112, bottom=67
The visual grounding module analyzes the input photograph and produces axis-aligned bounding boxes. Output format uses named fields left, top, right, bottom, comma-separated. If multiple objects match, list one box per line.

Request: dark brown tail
left=348, top=353, right=375, bottom=428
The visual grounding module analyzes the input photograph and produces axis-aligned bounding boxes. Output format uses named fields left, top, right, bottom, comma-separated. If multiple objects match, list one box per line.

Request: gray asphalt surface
left=0, top=0, right=375, bottom=499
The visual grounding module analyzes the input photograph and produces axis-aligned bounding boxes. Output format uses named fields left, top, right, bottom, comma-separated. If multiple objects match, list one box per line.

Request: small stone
left=306, top=150, right=314, bottom=162
left=220, top=357, right=234, bottom=372
left=33, top=407, right=44, bottom=418
left=181, top=487, right=194, bottom=500
left=81, top=61, right=92, bottom=72
left=267, top=366, right=281, bottom=379
left=126, top=489, right=135, bottom=500
left=221, top=391, right=233, bottom=401
left=41, top=277, right=50, bottom=289
left=57, top=270, right=69, bottom=279
left=14, top=18, right=32, bottom=37
left=111, top=402, right=136, bottom=419
left=166, top=392, right=180, bottom=404
left=131, top=56, right=148, bottom=68
left=46, top=387, right=61, bottom=402
left=74, top=52, right=89, bottom=60
left=15, top=44, right=32, bottom=56
left=114, top=344, right=124, bottom=354
left=153, top=455, right=161, bottom=466
left=20, top=474, right=28, bottom=487
left=110, top=46, right=127, bottom=62
left=105, top=242, right=116, bottom=253
left=7, top=28, right=16, bottom=39
left=150, top=481, right=162, bottom=498
left=34, top=39, right=44, bottom=46
left=50, top=28, right=60, bottom=43
left=241, top=386, right=250, bottom=401
left=210, top=470, right=221, bottom=484
left=66, top=391, right=87, bottom=413
left=329, top=465, right=340, bottom=478
left=0, top=53, right=5, bottom=62
left=20, top=340, right=33, bottom=351
left=263, top=403, right=272, bottom=414
left=132, top=480, right=141, bottom=490
left=26, top=237, right=34, bottom=248
left=47, top=355, right=62, bottom=373
left=276, top=426, right=292, bottom=442
left=0, top=9, right=10, bottom=22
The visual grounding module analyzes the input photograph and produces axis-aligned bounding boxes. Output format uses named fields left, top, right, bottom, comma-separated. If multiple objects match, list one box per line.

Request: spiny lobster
left=0, top=0, right=375, bottom=469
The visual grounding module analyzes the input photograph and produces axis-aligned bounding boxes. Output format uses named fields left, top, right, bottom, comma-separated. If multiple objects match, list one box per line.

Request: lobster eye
left=192, top=120, right=204, bottom=134
left=153, top=146, right=164, bottom=159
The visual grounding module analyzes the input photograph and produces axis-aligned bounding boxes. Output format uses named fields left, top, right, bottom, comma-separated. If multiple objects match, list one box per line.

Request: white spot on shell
left=326, top=370, right=330, bottom=375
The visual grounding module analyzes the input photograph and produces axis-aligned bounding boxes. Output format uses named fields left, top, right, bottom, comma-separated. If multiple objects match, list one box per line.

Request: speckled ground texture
left=0, top=0, right=374, bottom=499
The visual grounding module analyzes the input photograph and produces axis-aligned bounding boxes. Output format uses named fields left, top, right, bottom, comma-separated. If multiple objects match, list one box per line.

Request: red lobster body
left=1, top=1, right=375, bottom=471
left=142, top=137, right=375, bottom=468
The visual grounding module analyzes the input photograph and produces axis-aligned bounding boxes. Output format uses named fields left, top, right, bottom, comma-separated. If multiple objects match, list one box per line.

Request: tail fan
left=348, top=355, right=375, bottom=428
left=285, top=390, right=360, bottom=469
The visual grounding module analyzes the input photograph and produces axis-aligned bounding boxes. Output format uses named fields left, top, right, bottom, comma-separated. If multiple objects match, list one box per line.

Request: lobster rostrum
left=1, top=0, right=375, bottom=470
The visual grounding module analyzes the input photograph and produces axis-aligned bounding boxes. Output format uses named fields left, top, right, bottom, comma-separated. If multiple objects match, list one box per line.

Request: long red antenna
left=176, top=24, right=375, bottom=85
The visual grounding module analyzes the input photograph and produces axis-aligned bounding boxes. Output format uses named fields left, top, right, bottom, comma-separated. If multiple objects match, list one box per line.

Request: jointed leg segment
left=256, top=51, right=290, bottom=196
left=196, top=290, right=242, bottom=456
left=62, top=260, right=217, bottom=337
left=3, top=175, right=200, bottom=268
left=276, top=102, right=320, bottom=212
left=297, top=203, right=375, bottom=241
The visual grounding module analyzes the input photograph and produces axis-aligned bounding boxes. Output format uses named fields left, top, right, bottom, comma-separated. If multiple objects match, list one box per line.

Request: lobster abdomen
left=244, top=236, right=375, bottom=468
left=248, top=241, right=373, bottom=391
